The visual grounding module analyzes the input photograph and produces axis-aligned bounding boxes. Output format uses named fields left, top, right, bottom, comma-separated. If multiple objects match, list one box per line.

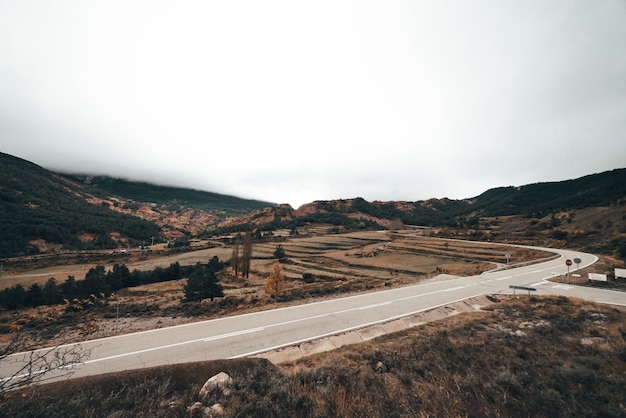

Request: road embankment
left=255, top=294, right=495, bottom=364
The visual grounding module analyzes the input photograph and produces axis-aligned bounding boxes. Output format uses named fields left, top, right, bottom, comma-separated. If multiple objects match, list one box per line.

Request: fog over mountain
left=1, top=1, right=625, bottom=207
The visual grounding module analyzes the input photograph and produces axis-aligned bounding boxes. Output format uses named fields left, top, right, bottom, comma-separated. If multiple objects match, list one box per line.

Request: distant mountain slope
left=468, top=169, right=626, bottom=217
left=2, top=150, right=624, bottom=258
left=63, top=175, right=273, bottom=216
left=0, top=152, right=275, bottom=258
left=0, top=152, right=162, bottom=257
left=212, top=168, right=626, bottom=233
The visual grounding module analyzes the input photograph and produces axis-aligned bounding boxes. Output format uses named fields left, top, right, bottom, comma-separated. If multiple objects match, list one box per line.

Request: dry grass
left=0, top=231, right=559, bottom=349
left=3, top=296, right=625, bottom=417
left=0, top=246, right=233, bottom=290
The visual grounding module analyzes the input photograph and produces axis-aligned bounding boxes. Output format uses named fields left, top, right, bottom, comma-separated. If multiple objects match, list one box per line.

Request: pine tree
left=42, top=277, right=61, bottom=305
left=25, top=283, right=44, bottom=307
left=273, top=244, right=286, bottom=260
left=61, top=275, right=78, bottom=299
left=107, top=264, right=130, bottom=292
left=183, top=264, right=224, bottom=302
left=83, top=265, right=109, bottom=296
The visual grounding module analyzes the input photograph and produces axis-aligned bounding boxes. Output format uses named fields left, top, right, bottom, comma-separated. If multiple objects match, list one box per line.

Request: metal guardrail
left=509, top=285, right=536, bottom=297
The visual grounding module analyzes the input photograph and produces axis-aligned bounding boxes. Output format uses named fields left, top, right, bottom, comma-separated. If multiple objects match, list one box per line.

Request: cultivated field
left=3, top=230, right=625, bottom=417
left=0, top=229, right=552, bottom=345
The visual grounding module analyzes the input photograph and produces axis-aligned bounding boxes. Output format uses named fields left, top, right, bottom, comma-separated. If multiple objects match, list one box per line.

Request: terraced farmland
left=246, top=230, right=552, bottom=298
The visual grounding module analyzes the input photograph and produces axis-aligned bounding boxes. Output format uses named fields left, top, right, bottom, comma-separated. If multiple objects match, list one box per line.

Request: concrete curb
left=255, top=295, right=495, bottom=364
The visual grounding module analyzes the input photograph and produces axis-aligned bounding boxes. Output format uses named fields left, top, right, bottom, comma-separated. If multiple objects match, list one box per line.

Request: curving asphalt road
left=2, top=241, right=624, bottom=386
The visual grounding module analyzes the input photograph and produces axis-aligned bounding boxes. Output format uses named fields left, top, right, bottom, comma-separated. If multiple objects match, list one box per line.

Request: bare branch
left=0, top=326, right=90, bottom=393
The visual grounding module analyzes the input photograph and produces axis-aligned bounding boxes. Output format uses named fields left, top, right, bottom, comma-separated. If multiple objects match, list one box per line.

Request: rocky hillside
left=2, top=151, right=624, bottom=259
left=0, top=153, right=161, bottom=257
left=0, top=153, right=273, bottom=258
left=210, top=170, right=626, bottom=260
left=63, top=174, right=272, bottom=216
left=215, top=168, right=626, bottom=233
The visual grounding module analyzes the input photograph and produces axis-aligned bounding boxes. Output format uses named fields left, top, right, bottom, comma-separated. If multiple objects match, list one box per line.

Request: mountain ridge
left=0, top=152, right=273, bottom=257
left=62, top=174, right=273, bottom=214
left=2, top=151, right=625, bottom=258
left=223, top=167, right=626, bottom=232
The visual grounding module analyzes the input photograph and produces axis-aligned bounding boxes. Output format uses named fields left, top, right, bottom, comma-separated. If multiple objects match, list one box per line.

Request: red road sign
left=566, top=259, right=572, bottom=266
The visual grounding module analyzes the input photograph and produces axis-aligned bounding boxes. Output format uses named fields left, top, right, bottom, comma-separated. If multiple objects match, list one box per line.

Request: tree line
left=0, top=258, right=225, bottom=310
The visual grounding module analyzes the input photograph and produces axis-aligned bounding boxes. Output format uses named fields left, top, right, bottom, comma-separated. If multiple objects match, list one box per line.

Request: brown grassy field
left=3, top=295, right=625, bottom=417
left=0, top=230, right=554, bottom=346
left=1, top=227, right=625, bottom=416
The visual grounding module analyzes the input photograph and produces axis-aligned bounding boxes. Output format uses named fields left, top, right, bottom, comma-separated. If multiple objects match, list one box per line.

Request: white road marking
left=0, top=368, right=47, bottom=383
left=84, top=338, right=210, bottom=364
left=203, top=327, right=266, bottom=342
left=62, top=285, right=481, bottom=366
left=230, top=293, right=486, bottom=359
left=358, top=302, right=390, bottom=310
left=2, top=242, right=611, bottom=388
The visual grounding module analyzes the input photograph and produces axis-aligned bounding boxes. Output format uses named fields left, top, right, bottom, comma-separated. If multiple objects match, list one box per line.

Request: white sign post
left=615, top=268, right=626, bottom=279
left=589, top=273, right=607, bottom=282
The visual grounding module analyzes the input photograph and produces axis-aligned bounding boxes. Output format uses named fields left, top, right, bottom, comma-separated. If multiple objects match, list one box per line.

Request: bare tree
left=231, top=241, right=240, bottom=277
left=0, top=320, right=90, bottom=393
left=239, top=233, right=253, bottom=279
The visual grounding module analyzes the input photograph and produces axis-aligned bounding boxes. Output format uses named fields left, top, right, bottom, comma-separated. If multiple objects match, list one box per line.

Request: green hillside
left=2, top=150, right=624, bottom=258
left=0, top=153, right=162, bottom=258
left=368, top=169, right=626, bottom=226
left=467, top=169, right=626, bottom=217
left=63, top=174, right=274, bottom=215
left=0, top=152, right=274, bottom=258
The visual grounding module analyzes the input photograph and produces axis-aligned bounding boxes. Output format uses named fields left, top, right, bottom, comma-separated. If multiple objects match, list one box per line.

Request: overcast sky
left=1, top=1, right=625, bottom=208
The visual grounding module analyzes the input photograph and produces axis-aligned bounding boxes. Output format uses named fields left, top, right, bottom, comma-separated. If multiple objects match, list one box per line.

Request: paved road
left=2, top=242, right=623, bottom=386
